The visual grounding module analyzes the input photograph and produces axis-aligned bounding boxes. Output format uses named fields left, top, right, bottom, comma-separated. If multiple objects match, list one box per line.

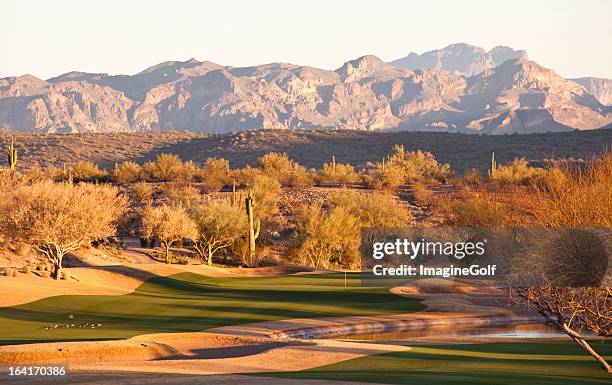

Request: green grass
left=0, top=272, right=424, bottom=344
left=256, top=342, right=612, bottom=385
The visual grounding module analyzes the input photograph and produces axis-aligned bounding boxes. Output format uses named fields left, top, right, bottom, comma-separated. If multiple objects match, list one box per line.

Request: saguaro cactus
left=331, top=155, right=336, bottom=172
left=7, top=138, right=17, bottom=170
left=232, top=179, right=237, bottom=207
left=245, top=191, right=260, bottom=262
left=489, top=152, right=497, bottom=178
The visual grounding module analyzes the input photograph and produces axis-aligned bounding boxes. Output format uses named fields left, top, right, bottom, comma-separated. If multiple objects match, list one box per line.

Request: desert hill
left=1, top=129, right=610, bottom=173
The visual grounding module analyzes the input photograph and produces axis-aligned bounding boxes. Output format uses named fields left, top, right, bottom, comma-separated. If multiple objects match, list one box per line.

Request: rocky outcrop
left=571, top=77, right=612, bottom=106
left=0, top=53, right=610, bottom=134
left=390, top=43, right=527, bottom=76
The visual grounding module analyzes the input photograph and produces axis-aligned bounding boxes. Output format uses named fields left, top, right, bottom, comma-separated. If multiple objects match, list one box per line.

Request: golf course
left=0, top=272, right=424, bottom=344
left=257, top=342, right=612, bottom=385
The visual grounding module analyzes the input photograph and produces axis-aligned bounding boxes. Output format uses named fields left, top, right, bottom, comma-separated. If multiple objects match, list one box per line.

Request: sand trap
left=0, top=332, right=283, bottom=365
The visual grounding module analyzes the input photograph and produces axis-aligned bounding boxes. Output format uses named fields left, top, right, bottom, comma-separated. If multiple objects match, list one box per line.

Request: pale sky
left=1, top=0, right=611, bottom=80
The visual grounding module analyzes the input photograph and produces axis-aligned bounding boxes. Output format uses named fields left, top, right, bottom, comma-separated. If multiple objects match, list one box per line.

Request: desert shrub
left=231, top=165, right=261, bottom=186
left=0, top=181, right=128, bottom=279
left=285, top=164, right=314, bottom=188
left=140, top=204, right=198, bottom=263
left=364, top=163, right=405, bottom=191
left=291, top=203, right=360, bottom=269
left=143, top=153, right=185, bottom=182
left=40, top=165, right=64, bottom=181
left=291, top=191, right=411, bottom=269
left=132, top=182, right=155, bottom=202
left=319, top=160, right=360, bottom=186
left=178, top=160, right=198, bottom=182
left=249, top=174, right=281, bottom=220
left=162, top=183, right=201, bottom=205
left=463, top=168, right=484, bottom=185
left=113, top=161, right=142, bottom=183
left=444, top=196, right=511, bottom=227
left=25, top=164, right=50, bottom=182
left=258, top=152, right=311, bottom=187
left=491, top=157, right=546, bottom=185
left=331, top=190, right=412, bottom=227
left=258, top=152, right=292, bottom=179
left=527, top=151, right=611, bottom=227
left=411, top=182, right=433, bottom=206
left=189, top=200, right=246, bottom=265
left=389, top=145, right=451, bottom=183
left=199, top=157, right=230, bottom=193
left=71, top=161, right=108, bottom=180
left=0, top=169, right=27, bottom=190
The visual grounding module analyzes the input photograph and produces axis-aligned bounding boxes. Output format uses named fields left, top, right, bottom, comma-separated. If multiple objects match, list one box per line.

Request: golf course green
left=257, top=342, right=612, bottom=385
left=0, top=272, right=424, bottom=344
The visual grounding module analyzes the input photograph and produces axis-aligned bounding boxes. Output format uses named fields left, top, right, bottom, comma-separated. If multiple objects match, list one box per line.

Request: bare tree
left=189, top=200, right=245, bottom=265
left=140, top=204, right=197, bottom=263
left=0, top=181, right=128, bottom=279
left=512, top=287, right=611, bottom=372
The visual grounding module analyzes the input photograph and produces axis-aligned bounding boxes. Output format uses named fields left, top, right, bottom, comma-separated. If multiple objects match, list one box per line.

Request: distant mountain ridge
left=0, top=43, right=610, bottom=134
left=390, top=43, right=528, bottom=77
left=570, top=77, right=612, bottom=106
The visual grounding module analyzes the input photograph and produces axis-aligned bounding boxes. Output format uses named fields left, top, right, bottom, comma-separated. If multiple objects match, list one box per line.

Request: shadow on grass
left=0, top=272, right=424, bottom=345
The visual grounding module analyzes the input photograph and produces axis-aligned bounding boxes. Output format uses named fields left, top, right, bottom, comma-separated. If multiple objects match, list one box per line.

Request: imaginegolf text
left=372, top=264, right=497, bottom=278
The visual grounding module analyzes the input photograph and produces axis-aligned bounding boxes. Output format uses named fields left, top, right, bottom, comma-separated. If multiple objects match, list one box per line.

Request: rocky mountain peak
left=336, top=55, right=405, bottom=81
left=0, top=74, right=48, bottom=97
left=391, top=43, right=527, bottom=77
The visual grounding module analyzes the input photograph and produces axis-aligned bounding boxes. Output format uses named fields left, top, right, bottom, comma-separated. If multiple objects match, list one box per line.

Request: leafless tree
left=512, top=287, right=611, bottom=372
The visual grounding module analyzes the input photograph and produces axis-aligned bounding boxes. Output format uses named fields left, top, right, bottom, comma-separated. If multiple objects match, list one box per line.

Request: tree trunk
left=53, top=252, right=65, bottom=280
left=563, top=323, right=612, bottom=372
left=54, top=263, right=62, bottom=280
left=207, top=244, right=213, bottom=266
left=165, top=243, right=171, bottom=264
left=573, top=336, right=611, bottom=372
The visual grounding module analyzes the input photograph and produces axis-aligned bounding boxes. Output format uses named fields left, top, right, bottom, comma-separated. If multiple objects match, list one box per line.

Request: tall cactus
left=331, top=155, right=336, bottom=172
left=245, top=190, right=260, bottom=262
left=7, top=138, right=17, bottom=170
left=489, top=151, right=496, bottom=178
left=232, top=179, right=237, bottom=207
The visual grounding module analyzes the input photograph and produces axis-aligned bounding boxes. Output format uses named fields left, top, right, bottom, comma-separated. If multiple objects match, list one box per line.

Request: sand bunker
left=0, top=333, right=283, bottom=365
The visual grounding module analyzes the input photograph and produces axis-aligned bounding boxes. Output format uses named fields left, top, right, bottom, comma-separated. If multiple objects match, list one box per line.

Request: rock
left=571, top=77, right=612, bottom=106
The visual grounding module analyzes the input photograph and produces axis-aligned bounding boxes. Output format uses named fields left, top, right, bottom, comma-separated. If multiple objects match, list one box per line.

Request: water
left=331, top=322, right=565, bottom=342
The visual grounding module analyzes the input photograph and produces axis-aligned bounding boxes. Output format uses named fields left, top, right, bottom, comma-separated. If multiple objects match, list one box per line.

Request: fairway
left=0, top=272, right=424, bottom=344
left=257, top=342, right=612, bottom=385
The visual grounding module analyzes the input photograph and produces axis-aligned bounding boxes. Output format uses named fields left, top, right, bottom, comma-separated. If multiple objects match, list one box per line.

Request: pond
left=330, top=322, right=566, bottom=342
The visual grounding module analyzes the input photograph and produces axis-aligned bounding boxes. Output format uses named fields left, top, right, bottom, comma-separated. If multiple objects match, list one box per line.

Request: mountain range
left=0, top=43, right=610, bottom=134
